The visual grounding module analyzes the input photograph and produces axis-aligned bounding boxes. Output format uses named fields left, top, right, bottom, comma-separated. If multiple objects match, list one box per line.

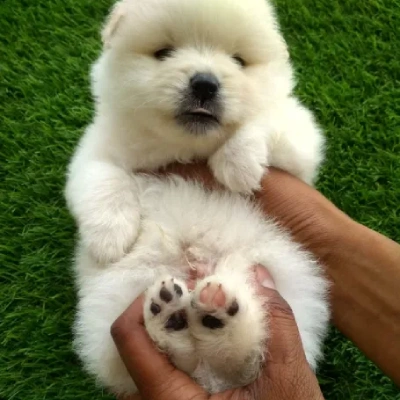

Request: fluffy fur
left=65, top=0, right=328, bottom=395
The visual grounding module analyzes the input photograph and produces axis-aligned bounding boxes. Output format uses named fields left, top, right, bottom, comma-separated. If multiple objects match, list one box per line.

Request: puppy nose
left=190, top=73, right=220, bottom=102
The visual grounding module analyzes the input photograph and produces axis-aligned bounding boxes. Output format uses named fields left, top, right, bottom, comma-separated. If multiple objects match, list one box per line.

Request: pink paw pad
left=200, top=282, right=227, bottom=309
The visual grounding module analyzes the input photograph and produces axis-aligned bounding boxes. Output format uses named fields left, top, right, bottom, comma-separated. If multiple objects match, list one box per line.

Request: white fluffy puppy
left=66, top=0, right=328, bottom=395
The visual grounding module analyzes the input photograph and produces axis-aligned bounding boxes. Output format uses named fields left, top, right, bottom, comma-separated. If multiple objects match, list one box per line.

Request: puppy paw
left=82, top=209, right=140, bottom=265
left=209, top=132, right=268, bottom=194
left=189, top=275, right=265, bottom=386
left=145, top=277, right=190, bottom=333
left=144, top=277, right=197, bottom=373
left=190, top=278, right=240, bottom=331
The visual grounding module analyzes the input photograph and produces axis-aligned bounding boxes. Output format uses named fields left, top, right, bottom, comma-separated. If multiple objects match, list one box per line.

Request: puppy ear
left=101, top=0, right=126, bottom=48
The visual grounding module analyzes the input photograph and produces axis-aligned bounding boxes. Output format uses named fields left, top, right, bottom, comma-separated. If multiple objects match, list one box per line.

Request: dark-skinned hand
left=111, top=265, right=325, bottom=400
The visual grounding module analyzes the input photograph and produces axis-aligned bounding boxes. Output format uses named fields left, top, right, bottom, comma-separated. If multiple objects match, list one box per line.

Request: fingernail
left=254, top=264, right=275, bottom=289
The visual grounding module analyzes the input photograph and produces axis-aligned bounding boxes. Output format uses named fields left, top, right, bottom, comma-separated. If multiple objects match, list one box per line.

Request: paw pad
left=160, top=285, right=173, bottom=303
left=166, top=310, right=188, bottom=331
left=227, top=300, right=239, bottom=316
left=150, top=302, right=162, bottom=315
left=174, top=283, right=183, bottom=297
left=194, top=281, right=240, bottom=330
left=146, top=277, right=189, bottom=332
left=199, top=282, right=226, bottom=309
left=202, top=315, right=224, bottom=329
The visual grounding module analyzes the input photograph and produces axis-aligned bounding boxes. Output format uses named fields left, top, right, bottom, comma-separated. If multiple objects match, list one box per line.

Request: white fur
left=73, top=176, right=329, bottom=394
left=66, top=0, right=328, bottom=395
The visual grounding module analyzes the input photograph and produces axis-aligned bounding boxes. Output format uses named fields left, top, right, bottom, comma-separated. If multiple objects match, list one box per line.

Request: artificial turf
left=0, top=0, right=399, bottom=398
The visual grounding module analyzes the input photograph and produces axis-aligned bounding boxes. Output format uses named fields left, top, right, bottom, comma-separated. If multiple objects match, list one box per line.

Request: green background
left=1, top=0, right=399, bottom=398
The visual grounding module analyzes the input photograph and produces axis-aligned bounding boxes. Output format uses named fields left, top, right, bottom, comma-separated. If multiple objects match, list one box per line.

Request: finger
left=112, top=297, right=209, bottom=400
left=110, top=296, right=178, bottom=389
left=254, top=265, right=307, bottom=366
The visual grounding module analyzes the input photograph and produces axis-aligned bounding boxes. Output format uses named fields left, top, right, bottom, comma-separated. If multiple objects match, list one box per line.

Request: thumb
left=110, top=296, right=176, bottom=386
left=110, top=296, right=200, bottom=400
left=249, top=266, right=324, bottom=400
left=254, top=265, right=308, bottom=367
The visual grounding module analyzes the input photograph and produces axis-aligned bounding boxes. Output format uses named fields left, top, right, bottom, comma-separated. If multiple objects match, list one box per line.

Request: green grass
left=0, top=0, right=399, bottom=399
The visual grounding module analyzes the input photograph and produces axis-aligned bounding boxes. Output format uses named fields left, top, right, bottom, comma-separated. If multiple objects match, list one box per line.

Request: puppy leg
left=65, top=160, right=141, bottom=265
left=208, top=122, right=269, bottom=194
left=268, top=97, right=325, bottom=185
left=189, top=273, right=266, bottom=388
left=144, top=276, right=198, bottom=374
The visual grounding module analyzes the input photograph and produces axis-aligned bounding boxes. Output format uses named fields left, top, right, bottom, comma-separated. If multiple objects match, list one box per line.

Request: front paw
left=81, top=211, right=140, bottom=265
left=209, top=135, right=268, bottom=194
left=209, top=151, right=267, bottom=194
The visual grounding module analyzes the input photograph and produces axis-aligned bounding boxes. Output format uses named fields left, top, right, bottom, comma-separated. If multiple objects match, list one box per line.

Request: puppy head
left=94, top=0, right=293, bottom=136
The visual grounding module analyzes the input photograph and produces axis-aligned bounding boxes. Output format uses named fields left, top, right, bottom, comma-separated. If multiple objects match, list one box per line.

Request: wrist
left=257, top=169, right=351, bottom=266
left=309, top=192, right=357, bottom=265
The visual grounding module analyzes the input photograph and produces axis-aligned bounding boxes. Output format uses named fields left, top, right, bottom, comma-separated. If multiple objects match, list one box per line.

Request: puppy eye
left=233, top=55, right=246, bottom=67
left=154, top=47, right=175, bottom=60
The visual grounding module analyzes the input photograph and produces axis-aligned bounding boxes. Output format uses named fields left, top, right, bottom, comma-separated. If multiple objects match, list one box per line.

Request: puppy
left=66, top=0, right=328, bottom=395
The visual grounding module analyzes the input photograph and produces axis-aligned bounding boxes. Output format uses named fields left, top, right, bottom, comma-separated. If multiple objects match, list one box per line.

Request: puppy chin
left=175, top=112, right=221, bottom=135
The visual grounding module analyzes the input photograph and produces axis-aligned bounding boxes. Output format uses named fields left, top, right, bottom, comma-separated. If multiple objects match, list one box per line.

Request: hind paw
left=144, top=276, right=190, bottom=333
left=190, top=278, right=240, bottom=330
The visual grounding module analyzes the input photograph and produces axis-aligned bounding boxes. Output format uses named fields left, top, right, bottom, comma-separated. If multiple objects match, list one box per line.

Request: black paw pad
left=202, top=315, right=224, bottom=329
left=150, top=302, right=161, bottom=316
left=165, top=310, right=188, bottom=331
left=174, top=284, right=183, bottom=297
left=227, top=300, right=239, bottom=316
left=160, top=286, right=173, bottom=303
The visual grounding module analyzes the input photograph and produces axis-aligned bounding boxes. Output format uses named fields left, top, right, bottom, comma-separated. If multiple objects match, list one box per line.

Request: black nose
left=190, top=73, right=220, bottom=102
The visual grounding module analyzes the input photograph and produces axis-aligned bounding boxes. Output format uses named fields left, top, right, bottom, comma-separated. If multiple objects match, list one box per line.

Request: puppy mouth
left=180, top=108, right=220, bottom=123
left=176, top=108, right=220, bottom=133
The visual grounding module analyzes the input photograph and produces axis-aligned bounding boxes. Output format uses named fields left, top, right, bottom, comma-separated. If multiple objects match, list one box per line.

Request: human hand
left=158, top=162, right=351, bottom=266
left=111, top=266, right=325, bottom=400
